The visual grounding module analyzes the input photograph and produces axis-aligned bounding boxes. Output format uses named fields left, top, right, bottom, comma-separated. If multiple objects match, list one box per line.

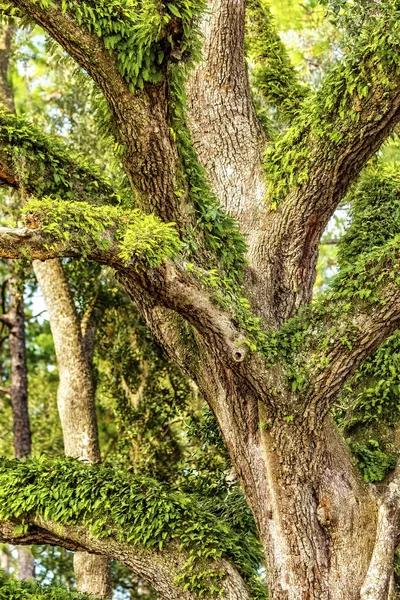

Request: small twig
left=320, top=238, right=340, bottom=245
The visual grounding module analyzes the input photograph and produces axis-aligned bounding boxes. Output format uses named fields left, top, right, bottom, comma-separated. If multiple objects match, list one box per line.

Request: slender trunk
left=6, top=264, right=35, bottom=580
left=7, top=265, right=31, bottom=459
left=33, top=259, right=112, bottom=598
left=17, top=547, right=35, bottom=581
left=0, top=546, right=10, bottom=573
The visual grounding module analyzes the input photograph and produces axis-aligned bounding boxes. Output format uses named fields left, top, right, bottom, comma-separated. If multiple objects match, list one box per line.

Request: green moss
left=0, top=570, right=99, bottom=600
left=0, top=456, right=267, bottom=598
left=23, top=198, right=183, bottom=267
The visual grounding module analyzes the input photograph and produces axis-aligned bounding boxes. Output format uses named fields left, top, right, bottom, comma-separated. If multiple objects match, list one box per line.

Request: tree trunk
left=6, top=263, right=35, bottom=580
left=17, top=546, right=35, bottom=581
left=7, top=264, right=31, bottom=459
left=73, top=553, right=112, bottom=598
left=33, top=259, right=112, bottom=598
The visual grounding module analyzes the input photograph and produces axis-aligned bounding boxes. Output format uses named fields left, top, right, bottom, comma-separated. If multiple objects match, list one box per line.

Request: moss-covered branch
left=0, top=108, right=121, bottom=204
left=246, top=0, right=307, bottom=121
left=257, top=3, right=400, bottom=322
left=0, top=456, right=264, bottom=599
left=302, top=238, right=400, bottom=420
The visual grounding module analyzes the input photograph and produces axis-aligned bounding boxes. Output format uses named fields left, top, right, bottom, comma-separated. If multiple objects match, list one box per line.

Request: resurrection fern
left=264, top=2, right=400, bottom=206
left=2, top=0, right=206, bottom=91
left=0, top=109, right=124, bottom=205
left=23, top=199, right=183, bottom=267
left=0, top=571, right=99, bottom=600
left=245, top=0, right=307, bottom=121
left=338, top=165, right=400, bottom=265
left=0, top=457, right=266, bottom=598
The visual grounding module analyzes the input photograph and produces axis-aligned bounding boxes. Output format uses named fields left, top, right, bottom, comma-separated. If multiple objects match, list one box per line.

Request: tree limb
left=0, top=108, right=119, bottom=205
left=0, top=517, right=252, bottom=600
left=0, top=456, right=257, bottom=600
left=186, top=0, right=267, bottom=240
left=306, top=240, right=400, bottom=423
left=7, top=0, right=194, bottom=227
left=261, top=6, right=400, bottom=322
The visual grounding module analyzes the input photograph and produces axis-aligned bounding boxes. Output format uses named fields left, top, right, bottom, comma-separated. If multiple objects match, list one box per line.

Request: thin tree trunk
left=3, top=264, right=35, bottom=580
left=33, top=259, right=112, bottom=598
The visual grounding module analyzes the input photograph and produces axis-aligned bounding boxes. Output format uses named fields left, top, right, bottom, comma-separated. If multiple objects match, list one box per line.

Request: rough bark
left=4, top=264, right=31, bottom=459
left=33, top=259, right=112, bottom=597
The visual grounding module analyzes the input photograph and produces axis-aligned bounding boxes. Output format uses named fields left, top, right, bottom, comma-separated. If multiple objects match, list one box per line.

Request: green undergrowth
left=0, top=109, right=125, bottom=206
left=264, top=1, right=400, bottom=206
left=0, top=457, right=266, bottom=598
left=23, top=199, right=182, bottom=267
left=0, top=570, right=99, bottom=600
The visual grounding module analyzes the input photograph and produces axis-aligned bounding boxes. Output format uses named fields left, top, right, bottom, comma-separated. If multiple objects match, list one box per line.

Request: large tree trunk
left=33, top=259, right=112, bottom=598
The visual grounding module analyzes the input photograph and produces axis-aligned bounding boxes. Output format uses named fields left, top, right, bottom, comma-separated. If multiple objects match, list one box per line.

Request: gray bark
left=33, top=259, right=112, bottom=598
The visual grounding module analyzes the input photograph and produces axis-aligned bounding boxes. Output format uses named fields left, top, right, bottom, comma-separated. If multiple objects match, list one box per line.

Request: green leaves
left=38, top=0, right=206, bottom=91
left=0, top=456, right=266, bottom=598
left=22, top=199, right=183, bottom=267
left=0, top=570, right=100, bottom=599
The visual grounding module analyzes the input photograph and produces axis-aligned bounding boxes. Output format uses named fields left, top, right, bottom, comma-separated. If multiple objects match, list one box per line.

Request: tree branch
left=246, top=0, right=307, bottom=120
left=305, top=239, right=400, bottom=423
left=0, top=457, right=257, bottom=600
left=261, top=5, right=400, bottom=322
left=7, top=0, right=195, bottom=227
left=0, top=518, right=253, bottom=600
left=0, top=108, right=119, bottom=204
left=186, top=0, right=267, bottom=240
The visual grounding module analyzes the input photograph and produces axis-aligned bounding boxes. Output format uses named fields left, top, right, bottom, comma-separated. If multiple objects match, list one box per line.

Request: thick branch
left=307, top=241, right=400, bottom=423
left=8, top=0, right=193, bottom=227
left=0, top=108, right=119, bottom=204
left=246, top=0, right=307, bottom=120
left=0, top=457, right=256, bottom=600
left=186, top=0, right=267, bottom=241
left=261, top=6, right=400, bottom=322
left=0, top=518, right=251, bottom=600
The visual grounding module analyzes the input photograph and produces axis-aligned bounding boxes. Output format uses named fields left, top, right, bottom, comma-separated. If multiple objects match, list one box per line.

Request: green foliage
left=264, top=0, right=400, bottom=206
left=246, top=0, right=307, bottom=121
left=10, top=0, right=206, bottom=91
left=0, top=570, right=99, bottom=600
left=23, top=199, right=183, bottom=267
left=0, top=457, right=266, bottom=598
left=0, top=109, right=122, bottom=205
left=339, top=165, right=400, bottom=265
left=349, top=439, right=397, bottom=483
